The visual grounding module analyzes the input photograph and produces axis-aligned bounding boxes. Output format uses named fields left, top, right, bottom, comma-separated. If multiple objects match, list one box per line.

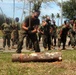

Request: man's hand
left=31, top=29, right=37, bottom=33
left=50, top=28, right=53, bottom=33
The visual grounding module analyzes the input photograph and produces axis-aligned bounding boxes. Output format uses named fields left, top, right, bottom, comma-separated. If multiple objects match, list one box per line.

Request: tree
left=56, top=13, right=60, bottom=26
left=62, top=0, right=76, bottom=19
left=41, top=15, right=46, bottom=19
left=0, top=14, right=6, bottom=26
left=17, top=0, right=56, bottom=11
left=32, top=1, right=41, bottom=11
left=51, top=13, right=55, bottom=20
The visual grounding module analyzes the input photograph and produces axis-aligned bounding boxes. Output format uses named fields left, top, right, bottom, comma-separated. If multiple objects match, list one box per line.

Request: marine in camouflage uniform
left=68, top=20, right=74, bottom=46
left=68, top=21, right=76, bottom=48
left=51, top=21, right=57, bottom=46
left=16, top=10, right=40, bottom=53
left=26, top=34, right=32, bottom=50
left=40, top=20, right=52, bottom=50
left=58, top=21, right=70, bottom=50
left=11, top=17, right=20, bottom=49
left=1, top=18, right=11, bottom=50
left=37, top=25, right=42, bottom=42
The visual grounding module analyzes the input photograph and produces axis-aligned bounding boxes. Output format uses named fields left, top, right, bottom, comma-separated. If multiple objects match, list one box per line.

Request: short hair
left=15, top=17, right=19, bottom=21
left=33, top=10, right=40, bottom=14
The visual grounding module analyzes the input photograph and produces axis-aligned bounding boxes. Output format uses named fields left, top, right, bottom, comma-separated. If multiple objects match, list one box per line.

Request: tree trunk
left=12, top=52, right=62, bottom=62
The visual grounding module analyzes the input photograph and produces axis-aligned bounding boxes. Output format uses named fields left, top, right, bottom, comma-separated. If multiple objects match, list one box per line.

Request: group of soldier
left=1, top=17, right=20, bottom=50
left=1, top=10, right=76, bottom=53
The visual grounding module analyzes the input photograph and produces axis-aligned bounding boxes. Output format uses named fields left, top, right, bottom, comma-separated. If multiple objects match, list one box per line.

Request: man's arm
left=1, top=23, right=4, bottom=33
left=22, top=22, right=28, bottom=31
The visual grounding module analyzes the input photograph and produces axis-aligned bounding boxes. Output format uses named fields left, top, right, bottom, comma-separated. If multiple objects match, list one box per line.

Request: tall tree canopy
left=62, top=0, right=76, bottom=20
left=0, top=14, right=6, bottom=26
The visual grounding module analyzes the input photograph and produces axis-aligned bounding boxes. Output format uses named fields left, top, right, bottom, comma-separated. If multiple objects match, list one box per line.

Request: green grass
left=0, top=50, right=76, bottom=75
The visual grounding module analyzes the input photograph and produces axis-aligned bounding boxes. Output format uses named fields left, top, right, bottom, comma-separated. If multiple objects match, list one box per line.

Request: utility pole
left=13, top=0, right=15, bottom=20
left=20, top=0, right=25, bottom=23
left=61, top=0, right=63, bottom=25
left=29, top=0, right=32, bottom=27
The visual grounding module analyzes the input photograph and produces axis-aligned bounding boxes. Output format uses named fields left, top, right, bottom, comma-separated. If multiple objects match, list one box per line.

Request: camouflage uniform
left=58, top=24, right=70, bottom=49
left=69, top=24, right=76, bottom=48
left=26, top=34, right=32, bottom=50
left=40, top=20, right=51, bottom=50
left=11, top=21, right=19, bottom=48
left=51, top=23, right=57, bottom=46
left=1, top=22, right=11, bottom=50
left=57, top=28, right=61, bottom=48
left=37, top=25, right=42, bottom=42
left=16, top=15, right=40, bottom=53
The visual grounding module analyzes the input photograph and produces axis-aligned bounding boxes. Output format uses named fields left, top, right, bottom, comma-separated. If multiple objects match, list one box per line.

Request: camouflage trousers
left=70, top=35, right=76, bottom=46
left=11, top=30, right=19, bottom=46
left=3, top=33, right=11, bottom=48
left=17, top=32, right=40, bottom=53
left=42, top=34, right=51, bottom=50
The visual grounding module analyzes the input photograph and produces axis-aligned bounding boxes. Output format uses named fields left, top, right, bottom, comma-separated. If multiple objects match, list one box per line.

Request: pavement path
left=0, top=37, right=74, bottom=53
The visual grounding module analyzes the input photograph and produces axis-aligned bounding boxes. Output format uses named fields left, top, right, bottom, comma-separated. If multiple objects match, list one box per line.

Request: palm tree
left=23, top=11, right=26, bottom=18
left=20, top=0, right=25, bottom=23
left=56, top=13, right=60, bottom=26
left=32, top=0, right=42, bottom=11
left=0, top=14, right=6, bottom=26
left=51, top=13, right=55, bottom=23
left=13, top=0, right=15, bottom=20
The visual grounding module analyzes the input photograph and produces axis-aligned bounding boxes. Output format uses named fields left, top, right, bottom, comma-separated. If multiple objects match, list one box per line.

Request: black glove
left=28, top=27, right=32, bottom=31
left=28, top=30, right=32, bottom=34
left=27, top=27, right=31, bottom=34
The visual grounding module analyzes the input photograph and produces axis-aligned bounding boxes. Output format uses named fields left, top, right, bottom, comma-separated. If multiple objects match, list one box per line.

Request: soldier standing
left=16, top=10, right=40, bottom=53
left=11, top=17, right=20, bottom=49
left=1, top=18, right=11, bottom=50
left=58, top=21, right=70, bottom=50
left=68, top=19, right=74, bottom=46
left=69, top=21, right=76, bottom=48
left=40, top=20, right=52, bottom=50
left=51, top=21, right=57, bottom=46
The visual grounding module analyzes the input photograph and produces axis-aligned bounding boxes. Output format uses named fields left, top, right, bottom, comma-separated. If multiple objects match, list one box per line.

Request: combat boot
left=3, top=47, right=5, bottom=50
left=11, top=46, right=16, bottom=49
left=44, top=48, right=48, bottom=51
left=16, top=50, right=21, bottom=53
left=8, top=47, right=11, bottom=50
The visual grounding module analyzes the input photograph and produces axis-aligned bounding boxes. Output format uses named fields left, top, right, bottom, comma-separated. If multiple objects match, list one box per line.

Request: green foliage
left=51, top=13, right=55, bottom=19
left=0, top=14, right=14, bottom=28
left=32, top=0, right=56, bottom=12
left=62, top=0, right=76, bottom=19
left=32, top=1, right=42, bottom=11
left=56, top=13, right=60, bottom=26
left=56, top=13, right=60, bottom=18
left=0, top=14, right=5, bottom=26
